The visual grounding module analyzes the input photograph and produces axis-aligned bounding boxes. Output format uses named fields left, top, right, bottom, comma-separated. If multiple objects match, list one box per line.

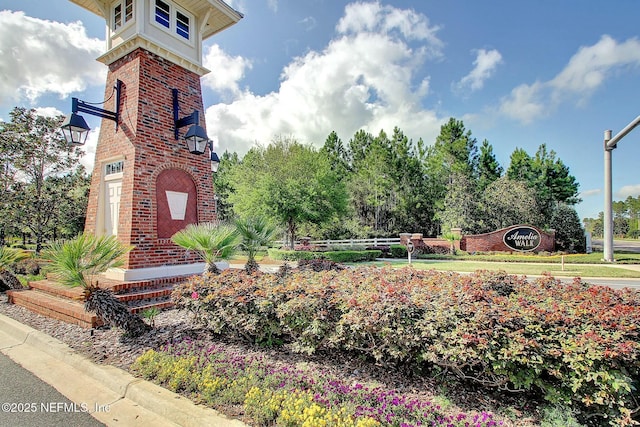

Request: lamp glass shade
left=184, top=125, right=209, bottom=154
left=60, top=112, right=90, bottom=146
left=210, top=151, right=220, bottom=173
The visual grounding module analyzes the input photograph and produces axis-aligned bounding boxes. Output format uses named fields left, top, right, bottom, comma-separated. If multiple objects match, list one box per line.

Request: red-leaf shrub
left=172, top=267, right=640, bottom=425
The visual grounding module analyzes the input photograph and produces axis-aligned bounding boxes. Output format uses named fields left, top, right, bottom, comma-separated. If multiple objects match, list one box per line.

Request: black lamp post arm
left=71, top=79, right=122, bottom=130
left=172, top=88, right=201, bottom=139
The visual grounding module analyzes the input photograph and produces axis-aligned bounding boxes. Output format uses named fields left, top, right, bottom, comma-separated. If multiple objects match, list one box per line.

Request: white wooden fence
left=274, top=237, right=400, bottom=248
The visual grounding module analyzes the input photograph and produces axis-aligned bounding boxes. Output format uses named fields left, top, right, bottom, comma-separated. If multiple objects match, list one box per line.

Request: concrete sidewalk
left=0, top=313, right=246, bottom=427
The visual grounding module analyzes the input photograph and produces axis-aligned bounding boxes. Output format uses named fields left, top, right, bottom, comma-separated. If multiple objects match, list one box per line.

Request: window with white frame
left=113, top=0, right=134, bottom=31
left=153, top=0, right=192, bottom=42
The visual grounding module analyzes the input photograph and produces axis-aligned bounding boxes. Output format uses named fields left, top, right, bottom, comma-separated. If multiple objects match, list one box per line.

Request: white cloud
left=455, top=49, right=502, bottom=92
left=79, top=126, right=100, bottom=172
left=33, top=106, right=63, bottom=118
left=0, top=11, right=105, bottom=106
left=499, top=81, right=546, bottom=124
left=580, top=188, right=602, bottom=198
left=298, top=16, right=317, bottom=31
left=205, top=2, right=443, bottom=156
left=267, top=0, right=278, bottom=13
left=616, top=184, right=640, bottom=199
left=550, top=35, right=640, bottom=97
left=336, top=2, right=443, bottom=58
left=202, top=45, right=253, bottom=99
left=499, top=35, right=640, bottom=123
left=224, top=0, right=247, bottom=14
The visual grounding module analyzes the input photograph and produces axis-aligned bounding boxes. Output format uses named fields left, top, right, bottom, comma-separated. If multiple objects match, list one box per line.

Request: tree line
left=0, top=107, right=585, bottom=253
left=215, top=118, right=586, bottom=251
left=0, top=108, right=89, bottom=252
left=584, top=195, right=640, bottom=238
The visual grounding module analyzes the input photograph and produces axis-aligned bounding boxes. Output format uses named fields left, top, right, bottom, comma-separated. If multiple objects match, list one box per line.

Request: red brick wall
left=461, top=225, right=555, bottom=253
left=399, top=233, right=458, bottom=252
left=85, top=48, right=216, bottom=269
left=156, top=168, right=198, bottom=238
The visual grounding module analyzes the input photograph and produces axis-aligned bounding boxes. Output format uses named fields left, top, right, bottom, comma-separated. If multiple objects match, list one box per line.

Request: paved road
left=0, top=353, right=104, bottom=427
left=562, top=276, right=640, bottom=290
left=592, top=238, right=640, bottom=253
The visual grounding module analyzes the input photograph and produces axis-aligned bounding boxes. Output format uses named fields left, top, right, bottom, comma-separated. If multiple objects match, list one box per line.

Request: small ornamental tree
left=234, top=216, right=278, bottom=274
left=550, top=203, right=586, bottom=253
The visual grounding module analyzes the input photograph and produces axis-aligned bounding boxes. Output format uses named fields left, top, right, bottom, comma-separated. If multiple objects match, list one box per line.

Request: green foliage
left=506, top=144, right=580, bottom=225
left=141, top=307, right=160, bottom=328
left=439, top=172, right=478, bottom=232
left=267, top=248, right=321, bottom=261
left=171, top=222, right=241, bottom=274
left=325, top=250, right=381, bottom=263
left=234, top=216, right=279, bottom=274
left=540, top=405, right=582, bottom=427
left=217, top=124, right=580, bottom=240
left=42, top=234, right=148, bottom=337
left=0, top=247, right=29, bottom=291
left=172, top=267, right=640, bottom=425
left=0, top=108, right=87, bottom=252
left=477, top=177, right=543, bottom=232
left=211, top=151, right=240, bottom=221
left=266, top=248, right=380, bottom=262
left=586, top=194, right=640, bottom=238
left=476, top=139, right=503, bottom=192
left=0, top=247, right=30, bottom=270
left=426, top=118, right=478, bottom=219
left=390, top=244, right=407, bottom=258
left=229, top=138, right=348, bottom=248
left=441, top=231, right=461, bottom=255
left=550, top=204, right=586, bottom=252
left=43, top=234, right=132, bottom=289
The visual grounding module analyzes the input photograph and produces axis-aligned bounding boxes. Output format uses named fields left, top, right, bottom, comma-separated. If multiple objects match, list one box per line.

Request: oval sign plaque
left=503, top=226, right=541, bottom=252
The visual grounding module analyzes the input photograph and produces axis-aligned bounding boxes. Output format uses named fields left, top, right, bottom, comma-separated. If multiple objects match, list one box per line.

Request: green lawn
left=418, top=251, right=640, bottom=264
left=371, top=259, right=640, bottom=278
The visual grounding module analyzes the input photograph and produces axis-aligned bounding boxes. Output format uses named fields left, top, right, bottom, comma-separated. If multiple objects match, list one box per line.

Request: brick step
left=115, top=284, right=175, bottom=304
left=7, top=289, right=102, bottom=328
left=92, top=275, right=193, bottom=294
left=29, top=279, right=86, bottom=301
left=44, top=273, right=193, bottom=295
left=10, top=273, right=194, bottom=328
left=130, top=301, right=174, bottom=314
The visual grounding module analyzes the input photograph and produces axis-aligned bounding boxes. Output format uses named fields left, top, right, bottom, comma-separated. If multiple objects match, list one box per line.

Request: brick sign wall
left=461, top=225, right=555, bottom=253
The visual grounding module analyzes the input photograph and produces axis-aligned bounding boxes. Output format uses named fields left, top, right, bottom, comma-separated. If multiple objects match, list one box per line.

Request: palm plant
left=442, top=231, right=462, bottom=255
left=171, top=222, right=241, bottom=274
left=44, top=234, right=150, bottom=337
left=0, top=247, right=29, bottom=292
left=234, top=216, right=278, bottom=274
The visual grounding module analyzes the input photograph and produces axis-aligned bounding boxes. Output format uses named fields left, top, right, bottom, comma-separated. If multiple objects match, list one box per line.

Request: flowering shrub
left=171, top=267, right=640, bottom=425
left=131, top=340, right=502, bottom=427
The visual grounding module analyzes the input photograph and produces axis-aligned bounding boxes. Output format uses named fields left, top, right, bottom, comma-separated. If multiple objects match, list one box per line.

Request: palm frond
left=0, top=247, right=30, bottom=270
left=43, top=234, right=132, bottom=289
left=172, top=223, right=241, bottom=267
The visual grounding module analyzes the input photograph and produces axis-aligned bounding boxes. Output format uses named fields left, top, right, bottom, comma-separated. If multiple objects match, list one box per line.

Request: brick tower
left=70, top=0, right=242, bottom=280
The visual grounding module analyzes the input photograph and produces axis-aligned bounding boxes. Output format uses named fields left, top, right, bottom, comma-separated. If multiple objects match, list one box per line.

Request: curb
left=0, top=313, right=247, bottom=427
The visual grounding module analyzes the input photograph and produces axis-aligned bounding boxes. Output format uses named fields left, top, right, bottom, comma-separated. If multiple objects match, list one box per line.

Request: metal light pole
left=603, top=115, right=640, bottom=262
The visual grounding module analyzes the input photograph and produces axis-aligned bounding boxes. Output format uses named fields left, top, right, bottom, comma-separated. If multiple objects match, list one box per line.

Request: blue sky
left=1, top=1, right=640, bottom=222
